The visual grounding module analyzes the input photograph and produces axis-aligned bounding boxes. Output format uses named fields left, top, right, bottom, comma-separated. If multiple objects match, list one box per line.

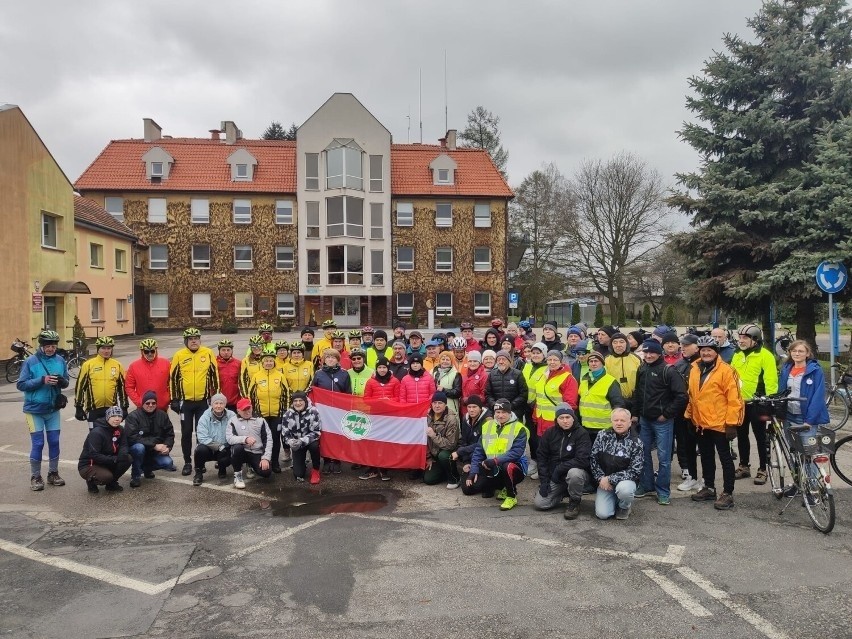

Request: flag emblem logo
left=341, top=411, right=371, bottom=441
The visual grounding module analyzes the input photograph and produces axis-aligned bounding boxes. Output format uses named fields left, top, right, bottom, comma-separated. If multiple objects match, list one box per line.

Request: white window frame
left=370, top=203, right=383, bottom=240
left=436, top=292, right=453, bottom=316
left=397, top=293, right=414, bottom=317
left=307, top=249, right=320, bottom=286
left=192, top=244, right=211, bottom=270
left=191, top=198, right=210, bottom=224
left=151, top=162, right=163, bottom=177
left=326, top=195, right=364, bottom=238
left=371, top=249, right=384, bottom=286
left=41, top=213, right=58, bottom=248
left=396, top=202, right=413, bottom=227
left=327, top=245, right=364, bottom=285
left=236, top=163, right=248, bottom=180
left=89, top=243, right=104, bottom=268
left=91, top=298, right=104, bottom=322
left=149, top=293, right=168, bottom=318
left=235, top=292, right=253, bottom=318
left=114, top=248, right=127, bottom=273
left=369, top=154, right=383, bottom=192
left=233, top=199, right=251, bottom=224
left=435, top=247, right=453, bottom=272
left=275, top=246, right=295, bottom=270
left=305, top=153, right=319, bottom=190
left=105, top=197, right=124, bottom=221
left=474, top=246, right=492, bottom=272
left=326, top=145, right=363, bottom=190
left=437, top=168, right=450, bottom=183
left=233, top=245, right=253, bottom=270
left=275, top=200, right=294, bottom=225
left=306, top=201, right=320, bottom=238
left=276, top=293, right=296, bottom=318
left=115, top=298, right=127, bottom=321
left=148, top=198, right=167, bottom=223
left=474, top=292, right=492, bottom=316
left=193, top=292, right=212, bottom=318
left=396, top=247, right=414, bottom=271
left=149, top=245, right=168, bottom=270
left=475, top=202, right=492, bottom=228
left=435, top=202, right=452, bottom=228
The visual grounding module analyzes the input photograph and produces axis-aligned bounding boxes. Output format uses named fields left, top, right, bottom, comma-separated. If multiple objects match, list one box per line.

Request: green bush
left=594, top=304, right=604, bottom=327
left=221, top=318, right=238, bottom=334
left=664, top=305, right=676, bottom=327
left=617, top=304, right=626, bottom=327
left=642, top=304, right=652, bottom=326
left=571, top=303, right=581, bottom=325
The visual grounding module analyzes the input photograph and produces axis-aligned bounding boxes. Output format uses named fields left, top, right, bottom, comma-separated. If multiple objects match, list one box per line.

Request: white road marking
left=642, top=568, right=712, bottom=617
left=346, top=513, right=685, bottom=565
left=225, top=516, right=330, bottom=561
left=677, top=566, right=792, bottom=639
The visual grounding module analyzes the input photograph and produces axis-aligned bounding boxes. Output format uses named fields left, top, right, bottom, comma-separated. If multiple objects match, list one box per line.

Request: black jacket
left=536, top=423, right=591, bottom=489
left=485, top=366, right=528, bottom=413
left=78, top=419, right=129, bottom=472
left=633, top=358, right=687, bottom=421
left=478, top=328, right=502, bottom=352
left=457, top=409, right=489, bottom=462
left=126, top=407, right=175, bottom=450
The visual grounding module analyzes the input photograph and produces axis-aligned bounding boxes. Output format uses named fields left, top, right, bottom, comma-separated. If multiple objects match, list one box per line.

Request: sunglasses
left=142, top=349, right=156, bottom=354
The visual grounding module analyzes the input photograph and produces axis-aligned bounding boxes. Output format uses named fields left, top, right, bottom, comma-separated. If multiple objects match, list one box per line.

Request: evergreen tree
left=617, top=304, right=627, bottom=327
left=642, top=304, right=652, bottom=326
left=664, top=305, right=676, bottom=327
left=571, top=303, right=581, bottom=325
left=459, top=106, right=509, bottom=179
left=669, top=0, right=852, bottom=346
left=262, top=121, right=288, bottom=140
left=594, top=304, right=604, bottom=328
left=285, top=122, right=298, bottom=141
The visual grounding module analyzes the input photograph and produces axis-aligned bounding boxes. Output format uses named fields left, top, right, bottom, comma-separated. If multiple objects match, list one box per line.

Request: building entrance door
left=332, top=296, right=360, bottom=327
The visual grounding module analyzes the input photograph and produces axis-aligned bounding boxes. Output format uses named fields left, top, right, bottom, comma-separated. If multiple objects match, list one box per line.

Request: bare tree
left=625, top=239, right=688, bottom=317
left=570, top=153, right=669, bottom=318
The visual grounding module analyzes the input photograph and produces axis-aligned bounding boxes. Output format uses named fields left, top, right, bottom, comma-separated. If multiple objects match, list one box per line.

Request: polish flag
left=312, top=387, right=430, bottom=469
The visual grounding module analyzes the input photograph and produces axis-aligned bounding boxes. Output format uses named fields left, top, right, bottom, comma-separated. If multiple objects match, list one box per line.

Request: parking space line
left=677, top=566, right=792, bottom=639
left=225, top=516, right=330, bottom=561
left=642, top=568, right=712, bottom=617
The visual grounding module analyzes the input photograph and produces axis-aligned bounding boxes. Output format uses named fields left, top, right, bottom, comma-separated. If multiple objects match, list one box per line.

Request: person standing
left=215, top=339, right=242, bottom=412
left=311, top=348, right=352, bottom=474
left=534, top=404, right=591, bottom=520
left=125, top=338, right=170, bottom=411
left=240, top=335, right=266, bottom=399
left=433, top=351, right=462, bottom=415
left=365, top=330, right=393, bottom=369
left=360, top=357, right=400, bottom=481
left=399, top=354, right=437, bottom=405
left=578, top=351, right=624, bottom=444
left=484, top=350, right=528, bottom=417
left=605, top=332, right=641, bottom=415
left=249, top=353, right=291, bottom=473
left=74, top=336, right=128, bottom=427
left=590, top=408, right=644, bottom=520
left=711, top=327, right=736, bottom=364
left=461, top=350, right=488, bottom=413
left=347, top=348, right=374, bottom=397
left=17, top=329, right=69, bottom=491
left=125, top=391, right=176, bottom=487
left=282, top=342, right=314, bottom=393
left=673, top=334, right=702, bottom=492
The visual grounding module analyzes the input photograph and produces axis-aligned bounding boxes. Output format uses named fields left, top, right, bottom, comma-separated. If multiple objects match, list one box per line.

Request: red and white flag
left=312, top=387, right=430, bottom=469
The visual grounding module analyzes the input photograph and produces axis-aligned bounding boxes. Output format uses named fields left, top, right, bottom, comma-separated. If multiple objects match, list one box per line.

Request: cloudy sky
left=2, top=0, right=765, bottom=192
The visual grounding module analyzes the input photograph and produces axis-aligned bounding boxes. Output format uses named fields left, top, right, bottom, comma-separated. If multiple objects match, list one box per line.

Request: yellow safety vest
left=578, top=373, right=618, bottom=430
left=481, top=418, right=529, bottom=457
left=522, top=361, right=548, bottom=403
left=534, top=369, right=571, bottom=421
left=604, top=353, right=641, bottom=399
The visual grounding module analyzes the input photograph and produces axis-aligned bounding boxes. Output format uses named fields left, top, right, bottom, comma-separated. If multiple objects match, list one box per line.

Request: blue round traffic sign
left=815, top=261, right=848, bottom=294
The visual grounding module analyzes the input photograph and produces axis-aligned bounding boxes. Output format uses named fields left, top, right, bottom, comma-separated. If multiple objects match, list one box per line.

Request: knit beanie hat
left=546, top=349, right=564, bottom=362
left=587, top=351, right=606, bottom=365
left=142, top=390, right=158, bottom=404
left=432, top=391, right=448, bottom=403
left=106, top=406, right=123, bottom=420
left=466, top=395, right=483, bottom=407
left=555, top=403, right=575, bottom=419
left=642, top=339, right=663, bottom=354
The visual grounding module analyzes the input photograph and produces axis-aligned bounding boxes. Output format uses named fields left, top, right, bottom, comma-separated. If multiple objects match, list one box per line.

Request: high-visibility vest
left=481, top=418, right=529, bottom=457
left=522, top=361, right=548, bottom=403
left=534, top=370, right=571, bottom=421
left=578, top=373, right=618, bottom=430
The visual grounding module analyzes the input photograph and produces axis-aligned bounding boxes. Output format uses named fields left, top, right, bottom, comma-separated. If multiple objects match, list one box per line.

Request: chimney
left=143, top=118, right=162, bottom=143
left=221, top=121, right=242, bottom=145
left=209, top=129, right=220, bottom=140
left=446, top=129, right=457, bottom=150
left=439, top=136, right=446, bottom=148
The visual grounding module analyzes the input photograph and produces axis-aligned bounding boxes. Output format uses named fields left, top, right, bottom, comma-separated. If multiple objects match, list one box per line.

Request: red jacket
left=364, top=375, right=400, bottom=400
left=125, top=356, right=171, bottom=410
left=399, top=373, right=437, bottom=404
left=465, top=337, right=482, bottom=353
left=217, top=355, right=242, bottom=406
left=462, top=367, right=488, bottom=408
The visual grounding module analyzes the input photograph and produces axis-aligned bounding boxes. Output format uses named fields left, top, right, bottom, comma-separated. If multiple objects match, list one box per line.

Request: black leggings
left=737, top=405, right=768, bottom=470
left=462, top=461, right=525, bottom=498
left=180, top=400, right=209, bottom=463
left=697, top=429, right=735, bottom=494
left=194, top=443, right=231, bottom=473
left=230, top=444, right=272, bottom=478
left=292, top=440, right=321, bottom=479
left=675, top=416, right=698, bottom=479
left=263, top=416, right=281, bottom=468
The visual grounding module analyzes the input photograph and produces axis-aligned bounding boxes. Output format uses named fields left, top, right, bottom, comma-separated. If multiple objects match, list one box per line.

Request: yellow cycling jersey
left=249, top=368, right=291, bottom=417
left=170, top=346, right=219, bottom=402
left=239, top=356, right=264, bottom=397
left=282, top=360, right=314, bottom=392
left=74, top=356, right=128, bottom=411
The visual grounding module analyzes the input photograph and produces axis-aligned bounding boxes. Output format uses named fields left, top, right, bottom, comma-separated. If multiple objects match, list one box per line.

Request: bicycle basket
left=10, top=341, right=25, bottom=355
left=841, top=372, right=852, bottom=386
left=753, top=398, right=786, bottom=421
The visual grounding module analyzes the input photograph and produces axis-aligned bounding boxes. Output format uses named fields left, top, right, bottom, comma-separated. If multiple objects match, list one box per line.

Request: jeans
left=784, top=415, right=819, bottom=480
left=595, top=480, right=636, bottom=519
left=128, top=442, right=174, bottom=479
left=697, top=428, right=735, bottom=494
left=533, top=468, right=589, bottom=510
left=639, top=417, right=674, bottom=498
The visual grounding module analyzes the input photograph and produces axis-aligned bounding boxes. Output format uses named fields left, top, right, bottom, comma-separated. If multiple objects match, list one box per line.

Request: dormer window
left=142, top=147, right=174, bottom=181
left=227, top=149, right=257, bottom=182
left=437, top=169, right=450, bottom=183
left=151, top=162, right=163, bottom=177
left=236, top=164, right=248, bottom=179
left=429, top=153, right=457, bottom=186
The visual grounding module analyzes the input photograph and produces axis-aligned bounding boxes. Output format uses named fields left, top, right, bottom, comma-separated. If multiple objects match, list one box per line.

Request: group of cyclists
left=16, top=316, right=830, bottom=519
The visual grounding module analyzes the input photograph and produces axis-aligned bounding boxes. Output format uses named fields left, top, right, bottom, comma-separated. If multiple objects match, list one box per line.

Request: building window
left=327, top=245, right=363, bottom=285
left=149, top=293, right=168, bottom=318
left=233, top=199, right=251, bottom=224
left=275, top=200, right=293, bottom=225
left=149, top=245, right=168, bottom=270
left=327, top=196, right=364, bottom=238
left=437, top=168, right=450, bottom=183
left=435, top=247, right=453, bottom=272
left=307, top=249, right=320, bottom=285
left=371, top=250, right=384, bottom=285
left=306, top=201, right=320, bottom=238
left=436, top=292, right=453, bottom=316
left=305, top=153, right=319, bottom=190
left=105, top=197, right=124, bottom=221
left=193, top=293, right=211, bottom=318
left=192, top=244, right=211, bottom=269
left=148, top=198, right=167, bottom=223
left=277, top=293, right=296, bottom=318
left=151, top=162, right=163, bottom=177
left=89, top=243, right=104, bottom=268
left=41, top=213, right=58, bottom=248
left=396, top=202, right=413, bottom=227
left=435, top=202, right=452, bottom=227
left=115, top=248, right=127, bottom=272
left=191, top=199, right=209, bottom=224
left=474, top=247, right=492, bottom=272
left=234, top=246, right=253, bottom=270
left=397, top=293, right=414, bottom=317
left=116, top=299, right=127, bottom=321
left=235, top=292, right=253, bottom=318
left=91, top=298, right=104, bottom=322
left=396, top=247, right=414, bottom=271
left=134, top=251, right=142, bottom=269
left=475, top=201, right=492, bottom=228
left=474, top=292, right=492, bottom=316
left=236, top=163, right=248, bottom=179
left=370, top=203, right=383, bottom=240
left=326, top=145, right=363, bottom=189
left=369, top=155, right=383, bottom=192
left=275, top=246, right=295, bottom=270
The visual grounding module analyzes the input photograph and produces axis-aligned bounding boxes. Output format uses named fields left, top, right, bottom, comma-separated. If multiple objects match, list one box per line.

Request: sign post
left=815, top=261, right=848, bottom=386
left=508, top=291, right=519, bottom=312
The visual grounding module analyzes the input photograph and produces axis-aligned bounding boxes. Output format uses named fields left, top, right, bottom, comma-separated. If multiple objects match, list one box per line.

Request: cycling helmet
left=350, top=348, right=366, bottom=359
left=261, top=352, right=276, bottom=360
left=275, top=340, right=289, bottom=350
left=349, top=329, right=362, bottom=338
left=182, top=327, right=201, bottom=339
left=322, top=319, right=337, bottom=329
left=258, top=323, right=274, bottom=333
left=217, top=339, right=233, bottom=348
left=38, top=329, right=60, bottom=345
left=331, top=330, right=346, bottom=340
left=139, top=338, right=158, bottom=350
left=289, top=341, right=305, bottom=352
left=738, top=324, right=762, bottom=341
left=491, top=318, right=504, bottom=328
left=433, top=333, right=447, bottom=346
left=518, top=320, right=531, bottom=330
left=696, top=335, right=719, bottom=351
left=460, top=321, right=474, bottom=330
left=248, top=335, right=265, bottom=347
left=95, top=336, right=115, bottom=347
left=451, top=337, right=467, bottom=349
left=361, top=326, right=374, bottom=334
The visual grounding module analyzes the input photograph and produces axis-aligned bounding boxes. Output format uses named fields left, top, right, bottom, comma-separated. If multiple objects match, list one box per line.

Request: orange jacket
left=684, top=359, right=744, bottom=433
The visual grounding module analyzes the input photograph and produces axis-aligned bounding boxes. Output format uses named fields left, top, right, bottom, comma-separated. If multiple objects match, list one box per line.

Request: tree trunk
left=795, top=301, right=818, bottom=356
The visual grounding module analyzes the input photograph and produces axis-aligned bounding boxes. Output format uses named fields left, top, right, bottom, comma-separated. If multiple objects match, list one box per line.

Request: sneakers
left=309, top=468, right=321, bottom=485
left=692, top=487, right=717, bottom=502
left=734, top=465, right=751, bottom=480
left=87, top=480, right=99, bottom=494
left=332, top=461, right=342, bottom=474
left=30, top=475, right=44, bottom=491
left=500, top=496, right=518, bottom=511
left=129, top=477, right=142, bottom=488
left=46, top=471, right=65, bottom=486
left=105, top=482, right=123, bottom=492
left=233, top=472, right=245, bottom=489
left=359, top=470, right=380, bottom=480
left=782, top=484, right=800, bottom=498
left=296, top=476, right=305, bottom=482
left=144, top=471, right=156, bottom=479
left=658, top=495, right=671, bottom=505
left=615, top=506, right=631, bottom=520
left=677, top=477, right=700, bottom=492
left=753, top=469, right=767, bottom=485
left=714, top=492, right=734, bottom=510
left=218, top=467, right=227, bottom=479
left=380, top=470, right=391, bottom=482
left=446, top=481, right=460, bottom=489
left=192, top=471, right=203, bottom=486
left=495, top=488, right=508, bottom=500
left=634, top=487, right=656, bottom=499
left=245, top=467, right=257, bottom=480
left=182, top=463, right=192, bottom=476
left=681, top=468, right=690, bottom=480
left=527, top=460, right=539, bottom=480
left=563, top=501, right=580, bottom=520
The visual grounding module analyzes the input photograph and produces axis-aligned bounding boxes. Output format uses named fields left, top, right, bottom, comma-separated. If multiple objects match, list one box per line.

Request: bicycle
left=825, top=362, right=850, bottom=431
left=5, top=338, right=34, bottom=383
left=57, top=337, right=88, bottom=379
left=774, top=326, right=795, bottom=358
left=751, top=392, right=836, bottom=534
left=830, top=434, right=852, bottom=487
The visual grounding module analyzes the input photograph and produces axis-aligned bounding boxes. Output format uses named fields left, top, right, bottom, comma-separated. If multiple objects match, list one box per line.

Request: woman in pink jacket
left=399, top=354, right=437, bottom=405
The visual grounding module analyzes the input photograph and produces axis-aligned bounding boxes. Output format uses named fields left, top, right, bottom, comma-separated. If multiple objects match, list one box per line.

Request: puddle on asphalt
left=258, top=489, right=400, bottom=517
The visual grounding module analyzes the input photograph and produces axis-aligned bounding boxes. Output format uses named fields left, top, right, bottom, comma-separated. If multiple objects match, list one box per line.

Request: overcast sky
left=2, top=0, right=765, bottom=194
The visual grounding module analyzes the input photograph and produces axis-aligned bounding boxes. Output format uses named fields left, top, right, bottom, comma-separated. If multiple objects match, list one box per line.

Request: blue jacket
left=779, top=359, right=830, bottom=425
left=17, top=351, right=69, bottom=414
left=469, top=415, right=528, bottom=476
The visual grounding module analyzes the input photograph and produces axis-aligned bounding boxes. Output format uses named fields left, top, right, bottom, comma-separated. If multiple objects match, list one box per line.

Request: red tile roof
left=73, top=195, right=137, bottom=241
left=74, top=138, right=297, bottom=194
left=390, top=144, right=513, bottom=198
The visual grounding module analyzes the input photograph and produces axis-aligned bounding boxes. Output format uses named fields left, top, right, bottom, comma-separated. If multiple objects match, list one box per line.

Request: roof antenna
left=444, top=50, right=448, bottom=133
left=419, top=68, right=423, bottom=144
left=406, top=106, right=411, bottom=144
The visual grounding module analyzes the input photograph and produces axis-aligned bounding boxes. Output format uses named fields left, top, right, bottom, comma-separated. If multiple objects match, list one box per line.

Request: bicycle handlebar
left=747, top=395, right=806, bottom=404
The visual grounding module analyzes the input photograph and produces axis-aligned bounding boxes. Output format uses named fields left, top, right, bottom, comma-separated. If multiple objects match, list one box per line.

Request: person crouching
left=226, top=398, right=272, bottom=489
left=281, top=391, right=322, bottom=484
left=78, top=405, right=131, bottom=493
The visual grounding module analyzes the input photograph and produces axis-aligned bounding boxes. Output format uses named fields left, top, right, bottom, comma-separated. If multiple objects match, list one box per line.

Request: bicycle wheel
left=830, top=434, right=852, bottom=487
left=66, top=356, right=82, bottom=379
left=825, top=389, right=849, bottom=431
left=5, top=360, right=22, bottom=383
left=766, top=431, right=792, bottom=499
left=800, top=462, right=835, bottom=534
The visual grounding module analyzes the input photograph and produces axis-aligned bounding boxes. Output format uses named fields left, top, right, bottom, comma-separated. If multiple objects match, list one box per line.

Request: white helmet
left=451, top=337, right=467, bottom=349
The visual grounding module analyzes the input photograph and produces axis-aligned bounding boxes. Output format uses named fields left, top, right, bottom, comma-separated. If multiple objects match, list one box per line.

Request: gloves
left=75, top=407, right=86, bottom=421
left=286, top=438, right=302, bottom=451
left=170, top=400, right=181, bottom=414
left=539, top=483, right=549, bottom=498
left=483, top=458, right=498, bottom=471
left=725, top=426, right=738, bottom=441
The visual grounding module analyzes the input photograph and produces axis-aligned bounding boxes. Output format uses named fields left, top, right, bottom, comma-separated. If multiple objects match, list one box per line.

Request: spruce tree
left=594, top=304, right=604, bottom=328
